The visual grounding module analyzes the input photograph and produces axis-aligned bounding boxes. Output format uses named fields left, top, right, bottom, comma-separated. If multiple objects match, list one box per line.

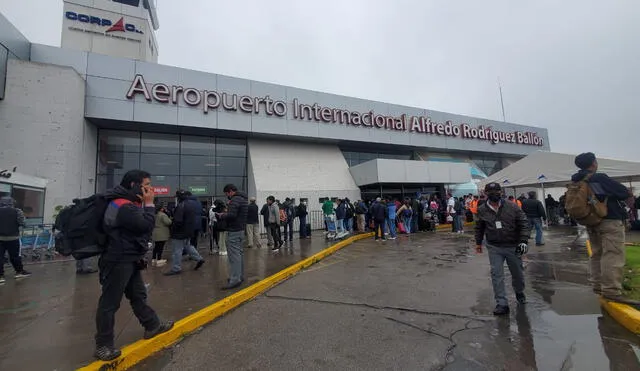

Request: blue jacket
left=387, top=203, right=397, bottom=220
left=336, top=202, right=347, bottom=219
left=186, top=196, right=202, bottom=231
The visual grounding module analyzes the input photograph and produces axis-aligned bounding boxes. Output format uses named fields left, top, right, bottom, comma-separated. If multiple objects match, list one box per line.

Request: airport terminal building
left=0, top=0, right=550, bottom=225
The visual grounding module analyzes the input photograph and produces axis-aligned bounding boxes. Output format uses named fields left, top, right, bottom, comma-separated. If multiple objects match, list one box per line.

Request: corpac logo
left=65, top=11, right=143, bottom=34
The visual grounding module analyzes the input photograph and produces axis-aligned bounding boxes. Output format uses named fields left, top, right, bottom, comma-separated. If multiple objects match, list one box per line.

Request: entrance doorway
left=359, top=183, right=446, bottom=201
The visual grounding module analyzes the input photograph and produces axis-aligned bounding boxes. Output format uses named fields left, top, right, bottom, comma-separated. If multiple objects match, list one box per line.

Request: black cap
left=484, top=182, right=502, bottom=192
left=575, top=152, right=596, bottom=170
left=175, top=189, right=188, bottom=198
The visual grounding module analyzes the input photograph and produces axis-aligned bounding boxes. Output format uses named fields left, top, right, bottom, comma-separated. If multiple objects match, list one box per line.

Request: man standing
left=355, top=200, right=367, bottom=232
left=521, top=191, right=547, bottom=246
left=246, top=197, right=261, bottom=248
left=570, top=152, right=638, bottom=305
left=385, top=196, right=397, bottom=240
left=0, top=196, right=31, bottom=283
left=282, top=198, right=295, bottom=242
left=335, top=198, right=346, bottom=234
left=95, top=170, right=173, bottom=360
left=545, top=194, right=559, bottom=225
left=267, top=196, right=282, bottom=251
left=164, top=190, right=205, bottom=275
left=370, top=198, right=387, bottom=241
left=447, top=193, right=457, bottom=232
left=475, top=182, right=530, bottom=315
left=260, top=201, right=273, bottom=247
left=297, top=200, right=309, bottom=239
left=217, top=184, right=248, bottom=290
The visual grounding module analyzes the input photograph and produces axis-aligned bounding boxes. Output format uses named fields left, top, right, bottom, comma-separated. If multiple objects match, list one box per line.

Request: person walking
left=217, top=184, right=248, bottom=290
left=260, top=201, right=273, bottom=247
left=475, top=182, right=531, bottom=316
left=370, top=197, right=387, bottom=241
left=164, top=190, right=205, bottom=275
left=267, top=196, right=283, bottom=251
left=569, top=152, right=639, bottom=305
left=521, top=191, right=547, bottom=246
left=297, top=200, right=309, bottom=239
left=246, top=197, right=262, bottom=248
left=385, top=197, right=397, bottom=240
left=151, top=205, right=171, bottom=267
left=95, top=170, right=173, bottom=360
left=0, top=196, right=31, bottom=284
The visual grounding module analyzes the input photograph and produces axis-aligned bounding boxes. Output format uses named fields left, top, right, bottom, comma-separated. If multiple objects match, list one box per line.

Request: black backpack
left=54, top=194, right=111, bottom=260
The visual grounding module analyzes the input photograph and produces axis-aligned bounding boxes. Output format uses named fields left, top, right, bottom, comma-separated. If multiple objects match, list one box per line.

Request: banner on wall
left=188, top=186, right=207, bottom=195
left=153, top=186, right=170, bottom=195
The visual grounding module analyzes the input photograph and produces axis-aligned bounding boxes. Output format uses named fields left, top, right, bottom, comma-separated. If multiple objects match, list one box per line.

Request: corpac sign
left=65, top=11, right=144, bottom=34
left=126, top=74, right=545, bottom=147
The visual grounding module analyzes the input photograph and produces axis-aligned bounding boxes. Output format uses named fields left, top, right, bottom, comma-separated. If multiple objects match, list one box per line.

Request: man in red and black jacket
left=94, top=170, right=173, bottom=361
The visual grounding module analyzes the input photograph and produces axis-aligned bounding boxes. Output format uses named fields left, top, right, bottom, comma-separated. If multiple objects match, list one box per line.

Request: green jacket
left=322, top=200, right=334, bottom=216
left=152, top=211, right=172, bottom=242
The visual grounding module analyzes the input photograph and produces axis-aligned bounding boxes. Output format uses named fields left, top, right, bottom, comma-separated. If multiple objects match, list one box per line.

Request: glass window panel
left=140, top=153, right=180, bottom=175
left=180, top=155, right=216, bottom=176
left=98, top=130, right=140, bottom=152
left=216, top=138, right=246, bottom=158
left=216, top=176, right=246, bottom=194
left=12, top=185, right=44, bottom=220
left=141, top=132, right=179, bottom=154
left=97, top=152, right=140, bottom=175
left=217, top=157, right=246, bottom=176
left=180, top=135, right=215, bottom=156
left=180, top=176, right=215, bottom=196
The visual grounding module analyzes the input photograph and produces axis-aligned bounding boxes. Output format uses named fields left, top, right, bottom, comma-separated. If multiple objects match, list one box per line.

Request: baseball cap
left=484, top=182, right=502, bottom=192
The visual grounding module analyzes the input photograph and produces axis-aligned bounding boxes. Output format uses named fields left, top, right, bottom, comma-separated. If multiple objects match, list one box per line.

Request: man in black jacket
left=521, top=191, right=547, bottom=246
left=260, top=201, right=273, bottom=247
left=370, top=197, right=387, bottom=241
left=217, top=184, right=248, bottom=290
left=165, top=190, right=205, bottom=275
left=572, top=152, right=637, bottom=305
left=0, top=196, right=30, bottom=283
left=475, top=182, right=531, bottom=315
left=246, top=197, right=261, bottom=248
left=95, top=170, right=173, bottom=361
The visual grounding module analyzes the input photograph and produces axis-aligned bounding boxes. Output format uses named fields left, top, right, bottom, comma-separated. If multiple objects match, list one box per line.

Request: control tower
left=61, top=0, right=159, bottom=62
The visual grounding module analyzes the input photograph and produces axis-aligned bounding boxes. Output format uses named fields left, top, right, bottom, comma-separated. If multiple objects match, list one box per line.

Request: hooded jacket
left=171, top=196, right=200, bottom=239
left=370, top=201, right=387, bottom=222
left=247, top=201, right=259, bottom=224
left=102, top=185, right=155, bottom=262
left=335, top=202, right=347, bottom=220
left=0, top=197, right=25, bottom=240
left=571, top=170, right=629, bottom=220
left=220, top=191, right=248, bottom=232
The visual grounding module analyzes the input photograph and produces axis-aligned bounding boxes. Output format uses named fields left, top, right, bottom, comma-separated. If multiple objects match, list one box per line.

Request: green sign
left=188, top=186, right=207, bottom=194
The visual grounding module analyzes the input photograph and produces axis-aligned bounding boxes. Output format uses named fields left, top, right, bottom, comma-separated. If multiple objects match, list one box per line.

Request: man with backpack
left=282, top=198, right=296, bottom=242
left=297, top=200, right=309, bottom=239
left=568, top=152, right=638, bottom=305
left=95, top=170, right=173, bottom=361
left=0, top=196, right=31, bottom=283
left=164, top=189, right=205, bottom=275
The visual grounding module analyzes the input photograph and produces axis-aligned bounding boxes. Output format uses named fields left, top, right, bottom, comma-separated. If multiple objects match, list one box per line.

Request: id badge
left=495, top=221, right=503, bottom=229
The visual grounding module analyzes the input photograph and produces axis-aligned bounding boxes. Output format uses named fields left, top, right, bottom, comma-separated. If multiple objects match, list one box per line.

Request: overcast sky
left=1, top=0, right=638, bottom=161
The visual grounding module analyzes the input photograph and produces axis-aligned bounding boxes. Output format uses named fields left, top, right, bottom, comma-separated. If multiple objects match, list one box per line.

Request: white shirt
left=447, top=197, right=456, bottom=214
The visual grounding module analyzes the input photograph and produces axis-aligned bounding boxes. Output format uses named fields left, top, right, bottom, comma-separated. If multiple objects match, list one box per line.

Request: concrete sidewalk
left=0, top=233, right=336, bottom=370
left=141, top=228, right=640, bottom=370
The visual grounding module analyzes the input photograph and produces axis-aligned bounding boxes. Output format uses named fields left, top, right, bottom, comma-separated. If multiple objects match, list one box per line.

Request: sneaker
left=219, top=251, right=228, bottom=256
left=493, top=305, right=510, bottom=316
left=151, top=259, right=157, bottom=267
left=15, top=270, right=31, bottom=279
left=163, top=270, right=181, bottom=276
left=194, top=260, right=204, bottom=270
left=156, top=259, right=167, bottom=267
left=0, top=276, right=5, bottom=284
left=389, top=237, right=397, bottom=240
left=516, top=293, right=527, bottom=305
left=143, top=321, right=175, bottom=339
left=94, top=345, right=122, bottom=361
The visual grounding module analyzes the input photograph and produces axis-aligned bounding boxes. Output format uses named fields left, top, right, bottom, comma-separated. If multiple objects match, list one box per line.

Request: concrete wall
left=0, top=59, right=96, bottom=222
left=248, top=139, right=361, bottom=211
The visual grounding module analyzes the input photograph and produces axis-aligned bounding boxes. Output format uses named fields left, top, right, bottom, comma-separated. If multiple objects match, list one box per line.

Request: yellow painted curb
left=600, top=298, right=640, bottom=334
left=77, top=232, right=374, bottom=371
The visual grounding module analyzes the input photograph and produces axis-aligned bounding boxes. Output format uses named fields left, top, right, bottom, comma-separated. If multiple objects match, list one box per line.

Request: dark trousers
left=283, top=221, right=294, bottom=241
left=190, top=231, right=199, bottom=249
left=374, top=219, right=385, bottom=240
left=210, top=226, right=218, bottom=250
left=0, top=239, right=23, bottom=276
left=268, top=223, right=281, bottom=246
left=152, top=241, right=166, bottom=260
left=95, top=260, right=159, bottom=347
left=299, top=216, right=308, bottom=238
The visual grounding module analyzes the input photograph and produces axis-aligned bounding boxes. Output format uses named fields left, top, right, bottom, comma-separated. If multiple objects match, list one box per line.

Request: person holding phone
left=95, top=170, right=173, bottom=361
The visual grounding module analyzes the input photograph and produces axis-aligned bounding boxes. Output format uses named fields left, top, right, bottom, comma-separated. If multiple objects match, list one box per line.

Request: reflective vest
left=470, top=199, right=479, bottom=214
left=510, top=199, right=522, bottom=208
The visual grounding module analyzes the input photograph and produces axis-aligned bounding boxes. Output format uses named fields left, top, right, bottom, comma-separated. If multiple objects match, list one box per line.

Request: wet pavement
left=139, top=227, right=640, bottom=371
left=0, top=233, right=335, bottom=370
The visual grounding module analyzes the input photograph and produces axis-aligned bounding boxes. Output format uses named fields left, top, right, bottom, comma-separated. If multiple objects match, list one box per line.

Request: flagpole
left=498, top=77, right=506, bottom=122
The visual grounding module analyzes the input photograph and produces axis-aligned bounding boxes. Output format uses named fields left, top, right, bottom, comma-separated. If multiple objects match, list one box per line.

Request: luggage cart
left=31, top=225, right=56, bottom=260
left=324, top=215, right=338, bottom=240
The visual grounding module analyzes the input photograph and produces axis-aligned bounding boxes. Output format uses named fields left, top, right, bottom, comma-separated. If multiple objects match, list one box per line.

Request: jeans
left=218, top=231, right=228, bottom=253
left=283, top=221, right=294, bottom=241
left=411, top=215, right=419, bottom=233
left=226, top=230, right=245, bottom=285
left=336, top=219, right=345, bottom=234
left=587, top=219, right=625, bottom=296
left=403, top=217, right=411, bottom=234
left=386, top=218, right=397, bottom=238
left=374, top=219, right=385, bottom=240
left=488, top=244, right=525, bottom=307
left=0, top=239, right=23, bottom=276
left=170, top=238, right=203, bottom=272
left=456, top=215, right=464, bottom=232
left=299, top=216, right=308, bottom=238
left=265, top=224, right=274, bottom=246
left=95, top=260, right=159, bottom=347
left=346, top=217, right=353, bottom=232
left=246, top=223, right=261, bottom=247
left=528, top=217, right=543, bottom=244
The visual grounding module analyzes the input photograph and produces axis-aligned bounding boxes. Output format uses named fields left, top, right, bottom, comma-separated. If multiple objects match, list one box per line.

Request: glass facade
left=96, top=130, right=247, bottom=200
left=0, top=182, right=45, bottom=226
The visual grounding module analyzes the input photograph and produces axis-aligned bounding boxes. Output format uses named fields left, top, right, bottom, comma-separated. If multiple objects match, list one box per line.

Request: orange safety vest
left=510, top=199, right=522, bottom=208
left=470, top=199, right=478, bottom=214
